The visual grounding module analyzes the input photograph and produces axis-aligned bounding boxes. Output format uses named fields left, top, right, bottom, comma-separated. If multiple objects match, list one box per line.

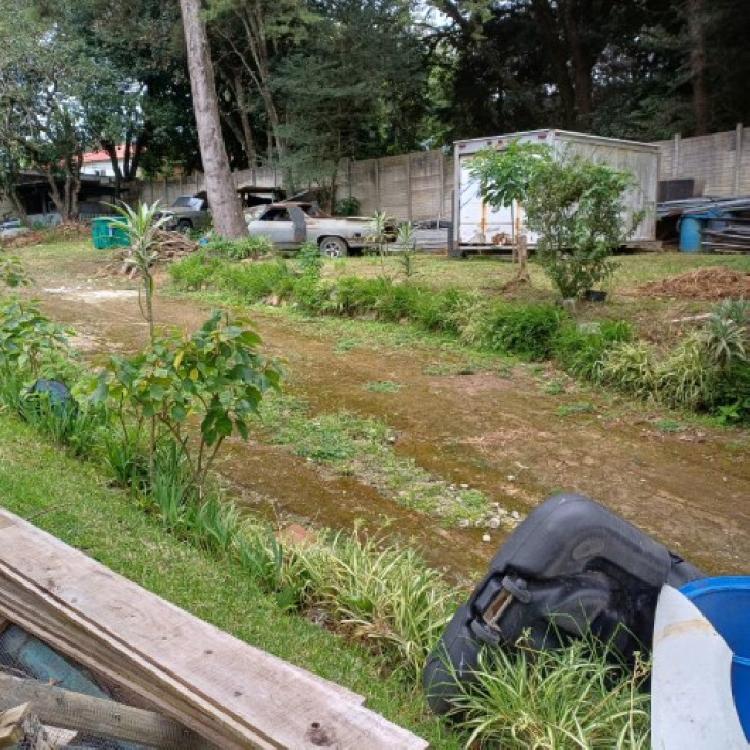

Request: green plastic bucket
left=91, top=216, right=130, bottom=250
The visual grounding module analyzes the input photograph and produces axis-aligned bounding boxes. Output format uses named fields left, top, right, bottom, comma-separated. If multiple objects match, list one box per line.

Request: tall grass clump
left=484, top=302, right=563, bottom=360
left=450, top=639, right=650, bottom=749
left=169, top=250, right=222, bottom=291
left=205, top=234, right=274, bottom=260
left=553, top=320, right=633, bottom=381
left=212, top=259, right=295, bottom=302
left=600, top=341, right=657, bottom=399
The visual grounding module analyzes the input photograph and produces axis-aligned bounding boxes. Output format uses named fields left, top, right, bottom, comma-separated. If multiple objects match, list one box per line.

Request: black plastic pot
left=585, top=289, right=608, bottom=302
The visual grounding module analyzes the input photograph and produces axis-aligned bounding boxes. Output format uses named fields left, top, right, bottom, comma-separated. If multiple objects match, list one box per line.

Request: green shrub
left=297, top=241, right=324, bottom=277
left=292, top=274, right=331, bottom=312
left=205, top=234, right=274, bottom=260
left=655, top=334, right=718, bottom=410
left=169, top=251, right=221, bottom=291
left=484, top=302, right=563, bottom=360
left=600, top=341, right=656, bottom=398
left=450, top=638, right=650, bottom=749
left=213, top=259, right=295, bottom=302
left=328, top=276, right=393, bottom=316
left=713, top=360, right=750, bottom=424
left=411, top=287, right=470, bottom=334
left=553, top=320, right=633, bottom=381
left=335, top=196, right=361, bottom=216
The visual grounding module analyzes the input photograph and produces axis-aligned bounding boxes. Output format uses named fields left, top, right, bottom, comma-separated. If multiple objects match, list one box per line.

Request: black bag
left=423, top=493, right=703, bottom=715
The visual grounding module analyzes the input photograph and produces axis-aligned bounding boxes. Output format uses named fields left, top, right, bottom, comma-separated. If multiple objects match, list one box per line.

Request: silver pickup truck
left=245, top=202, right=390, bottom=256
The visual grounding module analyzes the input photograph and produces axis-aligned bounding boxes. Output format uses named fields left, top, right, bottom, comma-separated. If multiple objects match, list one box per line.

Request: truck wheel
left=176, top=219, right=192, bottom=233
left=319, top=236, right=348, bottom=258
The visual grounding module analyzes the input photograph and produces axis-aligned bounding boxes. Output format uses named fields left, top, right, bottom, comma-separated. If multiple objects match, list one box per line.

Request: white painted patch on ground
left=43, top=287, right=138, bottom=303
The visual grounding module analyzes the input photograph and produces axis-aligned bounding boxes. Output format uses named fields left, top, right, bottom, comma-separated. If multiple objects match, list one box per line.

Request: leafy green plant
left=335, top=196, right=361, bottom=216
left=0, top=300, right=72, bottom=408
left=553, top=320, right=633, bottom=381
left=297, top=241, right=324, bottom=277
left=655, top=333, right=717, bottom=409
left=0, top=254, right=30, bottom=287
left=448, top=638, right=650, bottom=749
left=472, top=142, right=635, bottom=298
left=205, top=234, right=274, bottom=260
left=484, top=302, right=563, bottom=360
left=213, top=259, right=295, bottom=302
left=396, top=222, right=418, bottom=278
left=94, top=311, right=281, bottom=494
left=168, top=250, right=221, bottom=291
left=109, top=201, right=170, bottom=342
left=601, top=342, right=657, bottom=398
left=702, top=298, right=748, bottom=368
left=713, top=360, right=750, bottom=424
left=367, top=210, right=392, bottom=277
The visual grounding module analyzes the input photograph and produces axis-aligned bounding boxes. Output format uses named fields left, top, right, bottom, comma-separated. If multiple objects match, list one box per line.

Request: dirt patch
left=1, top=222, right=89, bottom=249
left=18, top=246, right=750, bottom=577
left=635, top=267, right=750, bottom=300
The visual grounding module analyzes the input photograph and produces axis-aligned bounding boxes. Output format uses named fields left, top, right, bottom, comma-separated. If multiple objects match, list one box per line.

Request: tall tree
left=179, top=0, right=246, bottom=238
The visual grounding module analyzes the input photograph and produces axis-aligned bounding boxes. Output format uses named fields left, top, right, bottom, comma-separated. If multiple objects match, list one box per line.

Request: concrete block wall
left=338, top=150, right=453, bottom=221
left=654, top=125, right=749, bottom=196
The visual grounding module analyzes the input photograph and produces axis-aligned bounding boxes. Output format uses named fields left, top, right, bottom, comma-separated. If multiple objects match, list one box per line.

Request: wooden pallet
left=0, top=509, right=428, bottom=749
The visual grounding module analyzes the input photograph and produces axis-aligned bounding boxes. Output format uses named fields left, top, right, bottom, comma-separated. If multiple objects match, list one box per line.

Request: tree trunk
left=561, top=0, right=594, bottom=129
left=233, top=72, right=257, bottom=166
left=687, top=0, right=709, bottom=135
left=179, top=0, right=246, bottom=238
left=531, top=0, right=576, bottom=128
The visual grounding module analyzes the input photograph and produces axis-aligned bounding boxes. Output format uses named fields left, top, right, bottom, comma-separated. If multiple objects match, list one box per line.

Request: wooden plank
left=0, top=674, right=207, bottom=749
left=0, top=509, right=428, bottom=750
left=0, top=703, right=29, bottom=748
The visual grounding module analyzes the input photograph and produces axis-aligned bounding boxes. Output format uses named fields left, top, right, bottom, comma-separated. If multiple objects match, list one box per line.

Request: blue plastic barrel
left=679, top=216, right=703, bottom=252
left=681, top=576, right=750, bottom=739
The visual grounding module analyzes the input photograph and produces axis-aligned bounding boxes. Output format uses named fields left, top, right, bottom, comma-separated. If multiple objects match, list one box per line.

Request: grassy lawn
left=0, top=413, right=458, bottom=748
left=321, top=251, right=750, bottom=294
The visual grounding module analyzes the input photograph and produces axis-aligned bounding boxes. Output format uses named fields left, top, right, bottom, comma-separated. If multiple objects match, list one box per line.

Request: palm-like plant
left=396, top=221, right=417, bottom=278
left=368, top=210, right=392, bottom=277
left=109, top=201, right=170, bottom=343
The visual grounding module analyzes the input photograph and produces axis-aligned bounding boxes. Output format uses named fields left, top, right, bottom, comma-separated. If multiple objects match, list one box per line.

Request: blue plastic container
left=679, top=215, right=703, bottom=252
left=681, top=576, right=750, bottom=739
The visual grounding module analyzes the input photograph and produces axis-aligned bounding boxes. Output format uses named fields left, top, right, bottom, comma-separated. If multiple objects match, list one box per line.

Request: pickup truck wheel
left=319, top=236, right=348, bottom=258
left=176, top=219, right=193, bottom=233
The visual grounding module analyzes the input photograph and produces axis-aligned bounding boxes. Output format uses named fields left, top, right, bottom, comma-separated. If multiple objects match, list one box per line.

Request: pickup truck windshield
left=172, top=196, right=203, bottom=210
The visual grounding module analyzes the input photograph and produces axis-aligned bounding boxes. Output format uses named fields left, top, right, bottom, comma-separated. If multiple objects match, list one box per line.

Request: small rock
left=482, top=533, right=492, bottom=543
left=474, top=519, right=484, bottom=528
left=387, top=435, right=397, bottom=444
left=458, top=519, right=471, bottom=528
left=507, top=474, right=516, bottom=482
left=460, top=483, right=469, bottom=489
left=511, top=510, right=521, bottom=520
left=487, top=517, right=501, bottom=529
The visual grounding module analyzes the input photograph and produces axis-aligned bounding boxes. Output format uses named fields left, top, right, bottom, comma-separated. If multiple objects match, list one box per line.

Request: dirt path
left=25, top=251, right=750, bottom=577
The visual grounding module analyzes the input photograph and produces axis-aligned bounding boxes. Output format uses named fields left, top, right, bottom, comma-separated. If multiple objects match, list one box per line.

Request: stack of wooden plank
left=0, top=509, right=428, bottom=749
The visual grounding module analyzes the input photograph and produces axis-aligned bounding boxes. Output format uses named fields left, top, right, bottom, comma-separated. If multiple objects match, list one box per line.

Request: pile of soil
left=1, top=222, right=89, bottom=248
left=636, top=266, right=750, bottom=300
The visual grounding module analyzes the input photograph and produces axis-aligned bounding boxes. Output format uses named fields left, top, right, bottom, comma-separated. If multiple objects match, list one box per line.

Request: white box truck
left=451, top=129, right=659, bottom=256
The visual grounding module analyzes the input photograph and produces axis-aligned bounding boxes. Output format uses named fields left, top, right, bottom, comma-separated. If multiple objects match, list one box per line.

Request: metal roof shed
left=452, top=129, right=660, bottom=254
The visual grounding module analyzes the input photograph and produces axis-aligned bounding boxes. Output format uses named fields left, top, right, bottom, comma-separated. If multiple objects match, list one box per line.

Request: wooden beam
left=0, top=675, right=206, bottom=749
left=0, top=509, right=428, bottom=750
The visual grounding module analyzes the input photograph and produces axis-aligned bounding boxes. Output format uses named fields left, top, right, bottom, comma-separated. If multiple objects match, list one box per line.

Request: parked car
left=0, top=217, right=27, bottom=239
left=156, top=196, right=211, bottom=232
left=245, top=202, right=392, bottom=256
